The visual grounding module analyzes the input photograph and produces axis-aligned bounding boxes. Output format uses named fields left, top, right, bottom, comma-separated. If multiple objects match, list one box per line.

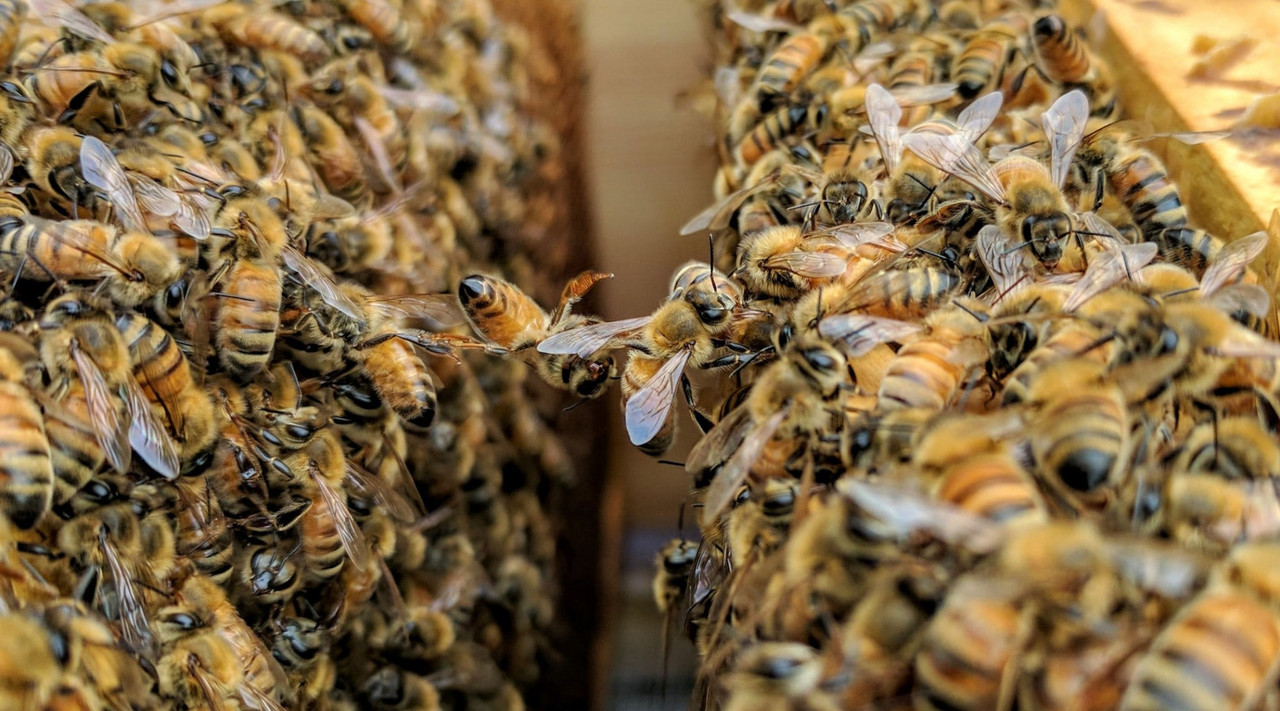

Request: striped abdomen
left=0, top=383, right=52, bottom=528
left=215, top=258, right=281, bottom=379
left=1109, top=152, right=1187, bottom=238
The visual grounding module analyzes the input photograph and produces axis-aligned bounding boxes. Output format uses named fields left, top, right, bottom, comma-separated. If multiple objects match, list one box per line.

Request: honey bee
left=1120, top=541, right=1280, bottom=711
left=693, top=333, right=848, bottom=523
left=0, top=344, right=53, bottom=529
left=952, top=13, right=1026, bottom=99
left=202, top=4, right=330, bottom=62
left=1030, top=14, right=1115, bottom=115
left=336, top=0, right=414, bottom=52
left=903, top=90, right=1090, bottom=269
left=541, top=263, right=741, bottom=454
left=460, top=271, right=616, bottom=399
left=753, top=32, right=829, bottom=109
left=734, top=103, right=810, bottom=167
left=39, top=293, right=180, bottom=479
left=872, top=298, right=991, bottom=411
left=734, top=225, right=855, bottom=300
left=913, top=412, right=1044, bottom=523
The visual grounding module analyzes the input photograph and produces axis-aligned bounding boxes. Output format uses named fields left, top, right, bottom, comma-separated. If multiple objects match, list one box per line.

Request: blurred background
left=581, top=0, right=718, bottom=708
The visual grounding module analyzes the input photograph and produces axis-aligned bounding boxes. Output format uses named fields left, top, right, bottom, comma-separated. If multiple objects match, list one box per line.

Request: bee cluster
left=531, top=0, right=1280, bottom=708
left=0, top=0, right=586, bottom=709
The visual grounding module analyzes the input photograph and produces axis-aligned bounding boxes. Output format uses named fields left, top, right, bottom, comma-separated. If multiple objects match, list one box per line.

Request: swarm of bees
left=517, top=0, right=1280, bottom=708
left=0, top=0, right=586, bottom=708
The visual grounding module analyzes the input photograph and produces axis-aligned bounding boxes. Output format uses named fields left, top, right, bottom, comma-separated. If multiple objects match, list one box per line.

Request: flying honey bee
left=539, top=263, right=742, bottom=454
left=459, top=271, right=616, bottom=400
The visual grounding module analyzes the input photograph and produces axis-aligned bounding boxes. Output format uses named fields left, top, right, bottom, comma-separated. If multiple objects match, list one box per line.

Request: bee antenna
left=562, top=398, right=589, bottom=412
left=657, top=460, right=685, bottom=467
left=954, top=300, right=988, bottom=323
left=708, top=235, right=718, bottom=294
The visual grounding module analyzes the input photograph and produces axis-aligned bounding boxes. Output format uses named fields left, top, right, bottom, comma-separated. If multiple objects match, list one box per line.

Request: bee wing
left=686, top=404, right=751, bottom=478
left=714, top=66, right=742, bottom=109
left=127, top=0, right=227, bottom=27
left=890, top=83, right=959, bottom=107
left=1064, top=242, right=1158, bottom=312
left=865, top=84, right=903, bottom=174
left=121, top=377, right=180, bottom=480
left=825, top=221, right=895, bottom=249
left=901, top=131, right=1006, bottom=203
left=1104, top=539, right=1208, bottom=599
left=536, top=316, right=651, bottom=357
left=187, top=655, right=232, bottom=711
left=129, top=176, right=181, bottom=217
left=955, top=90, right=1003, bottom=144
left=174, top=196, right=212, bottom=241
left=818, top=314, right=921, bottom=356
left=1042, top=89, right=1090, bottom=189
left=80, top=136, right=149, bottom=234
left=724, top=9, right=803, bottom=33
left=0, top=147, right=12, bottom=184
left=344, top=459, right=419, bottom=525
left=236, top=683, right=287, bottom=711
left=625, top=349, right=691, bottom=447
left=763, top=250, right=847, bottom=278
left=366, top=294, right=464, bottom=328
left=1076, top=211, right=1128, bottom=250
left=280, top=247, right=366, bottom=328
left=70, top=344, right=131, bottom=476
left=1137, top=129, right=1231, bottom=145
left=700, top=407, right=788, bottom=526
left=836, top=479, right=1006, bottom=554
left=312, top=470, right=371, bottom=572
left=977, top=225, right=1030, bottom=302
left=29, top=0, right=115, bottom=44
left=354, top=116, right=402, bottom=194
left=379, top=86, right=461, bottom=115
left=1204, top=282, right=1271, bottom=319
left=1201, top=231, right=1267, bottom=297
left=101, top=535, right=155, bottom=659
left=679, top=181, right=770, bottom=235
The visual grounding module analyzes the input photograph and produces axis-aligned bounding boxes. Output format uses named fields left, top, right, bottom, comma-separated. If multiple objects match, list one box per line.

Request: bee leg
left=681, top=375, right=715, bottom=435
left=57, top=81, right=101, bottom=125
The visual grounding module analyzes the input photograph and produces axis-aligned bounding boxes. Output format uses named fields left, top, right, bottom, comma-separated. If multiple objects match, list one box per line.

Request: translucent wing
left=80, top=136, right=148, bottom=234
left=889, top=83, right=958, bottom=107
left=956, top=90, right=1003, bottom=144
left=49, top=220, right=138, bottom=279
left=625, top=349, right=691, bottom=447
left=29, top=0, right=115, bottom=44
left=354, top=116, right=402, bottom=193
left=122, top=377, right=180, bottom=480
left=724, top=9, right=802, bottom=33
left=679, top=181, right=771, bottom=235
left=819, top=314, right=921, bottom=356
left=0, top=147, right=12, bottom=183
left=714, top=66, right=742, bottom=109
left=1064, top=242, right=1158, bottom=312
left=1042, top=89, right=1090, bottom=189
left=763, top=251, right=847, bottom=278
left=700, top=407, right=787, bottom=526
left=825, top=221, right=896, bottom=249
left=1201, top=231, right=1266, bottom=297
left=312, top=471, right=371, bottom=572
left=378, top=86, right=461, bottom=115
left=174, top=196, right=212, bottom=241
left=127, top=0, right=227, bottom=27
left=1136, top=129, right=1231, bottom=145
left=101, top=533, right=155, bottom=659
left=366, top=294, right=464, bottom=327
left=836, top=479, right=1005, bottom=554
left=865, top=84, right=903, bottom=174
left=70, top=344, right=130, bottom=475
left=1104, top=538, right=1208, bottom=599
left=902, top=131, right=1006, bottom=203
left=280, top=246, right=366, bottom=327
left=536, top=316, right=651, bottom=357
left=129, top=176, right=181, bottom=217
left=344, top=460, right=418, bottom=525
left=976, top=225, right=1028, bottom=302
left=686, top=404, right=751, bottom=478
left=236, top=682, right=287, bottom=711
left=1204, top=282, right=1270, bottom=319
left=188, top=655, right=232, bottom=711
left=1076, top=211, right=1128, bottom=250
left=1208, top=328, right=1280, bottom=359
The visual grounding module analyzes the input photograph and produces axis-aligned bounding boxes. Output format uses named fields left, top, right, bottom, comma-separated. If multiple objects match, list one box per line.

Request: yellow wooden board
left=1062, top=0, right=1280, bottom=238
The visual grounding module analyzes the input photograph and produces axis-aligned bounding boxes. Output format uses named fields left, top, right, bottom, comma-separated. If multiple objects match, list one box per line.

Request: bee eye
left=286, top=424, right=313, bottom=440
left=1021, top=217, right=1036, bottom=244
left=813, top=104, right=828, bottom=127
left=172, top=612, right=203, bottom=630
left=164, top=282, right=185, bottom=310
left=1159, top=326, right=1179, bottom=355
left=803, top=349, right=836, bottom=371
left=697, top=306, right=727, bottom=324
left=199, top=131, right=218, bottom=145
left=325, top=79, right=344, bottom=94
left=160, top=59, right=179, bottom=86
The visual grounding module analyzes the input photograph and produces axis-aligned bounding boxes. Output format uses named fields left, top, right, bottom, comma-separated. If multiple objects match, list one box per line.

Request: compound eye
left=698, top=306, right=727, bottom=324
left=803, top=349, right=836, bottom=371
left=161, top=59, right=179, bottom=86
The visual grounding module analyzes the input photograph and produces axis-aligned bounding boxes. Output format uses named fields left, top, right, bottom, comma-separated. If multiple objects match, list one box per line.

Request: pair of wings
left=80, top=136, right=213, bottom=241
left=70, top=339, right=180, bottom=480
left=762, top=221, right=907, bottom=281
left=872, top=87, right=1090, bottom=204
